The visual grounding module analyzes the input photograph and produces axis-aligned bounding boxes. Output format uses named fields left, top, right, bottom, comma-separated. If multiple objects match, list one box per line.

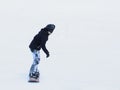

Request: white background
left=0, top=0, right=120, bottom=90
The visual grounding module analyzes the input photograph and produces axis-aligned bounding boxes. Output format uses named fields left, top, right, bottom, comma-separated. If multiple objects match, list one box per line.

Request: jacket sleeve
left=41, top=36, right=49, bottom=55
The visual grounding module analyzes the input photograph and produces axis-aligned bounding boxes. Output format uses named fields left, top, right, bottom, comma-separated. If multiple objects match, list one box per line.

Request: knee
left=35, top=58, right=40, bottom=65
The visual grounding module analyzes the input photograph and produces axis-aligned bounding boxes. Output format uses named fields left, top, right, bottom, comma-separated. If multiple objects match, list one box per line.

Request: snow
left=0, top=0, right=120, bottom=90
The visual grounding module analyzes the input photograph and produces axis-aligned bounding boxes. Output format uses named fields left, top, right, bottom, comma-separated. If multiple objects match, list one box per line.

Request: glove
left=46, top=53, right=50, bottom=58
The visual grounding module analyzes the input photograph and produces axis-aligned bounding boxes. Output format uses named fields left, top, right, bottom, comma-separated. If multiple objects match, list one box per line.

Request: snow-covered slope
left=0, top=0, right=120, bottom=90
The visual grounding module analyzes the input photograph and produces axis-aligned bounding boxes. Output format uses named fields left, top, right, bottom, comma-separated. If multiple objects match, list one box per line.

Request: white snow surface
left=0, top=0, right=120, bottom=90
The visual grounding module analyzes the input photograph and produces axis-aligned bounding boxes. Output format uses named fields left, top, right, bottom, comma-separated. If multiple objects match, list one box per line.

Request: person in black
left=29, top=24, right=55, bottom=79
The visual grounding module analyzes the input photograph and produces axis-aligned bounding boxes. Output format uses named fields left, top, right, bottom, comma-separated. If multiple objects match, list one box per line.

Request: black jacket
left=29, top=28, right=49, bottom=55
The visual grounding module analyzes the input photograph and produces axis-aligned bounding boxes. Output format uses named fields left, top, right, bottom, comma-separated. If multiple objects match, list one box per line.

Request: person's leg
left=29, top=50, right=40, bottom=73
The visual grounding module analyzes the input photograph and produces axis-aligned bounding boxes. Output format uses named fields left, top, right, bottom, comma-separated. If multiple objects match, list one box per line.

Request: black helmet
left=45, top=24, right=55, bottom=33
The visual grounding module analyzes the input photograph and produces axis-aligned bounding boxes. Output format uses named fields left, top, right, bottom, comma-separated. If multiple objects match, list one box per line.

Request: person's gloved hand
left=46, top=53, right=50, bottom=58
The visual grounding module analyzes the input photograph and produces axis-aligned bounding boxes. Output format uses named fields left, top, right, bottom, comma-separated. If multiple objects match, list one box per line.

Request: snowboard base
left=28, top=77, right=39, bottom=83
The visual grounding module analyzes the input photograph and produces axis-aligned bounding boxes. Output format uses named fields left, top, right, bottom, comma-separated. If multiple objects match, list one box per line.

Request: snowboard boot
left=28, top=71, right=40, bottom=82
left=29, top=71, right=40, bottom=79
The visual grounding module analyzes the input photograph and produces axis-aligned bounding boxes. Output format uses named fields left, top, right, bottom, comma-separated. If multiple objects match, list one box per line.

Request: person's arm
left=41, top=37, right=49, bottom=57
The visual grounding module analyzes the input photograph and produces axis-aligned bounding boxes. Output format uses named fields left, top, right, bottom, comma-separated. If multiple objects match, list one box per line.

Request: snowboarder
left=28, top=24, right=55, bottom=82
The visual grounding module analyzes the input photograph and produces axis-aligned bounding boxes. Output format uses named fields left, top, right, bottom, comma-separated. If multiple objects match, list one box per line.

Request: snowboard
left=28, top=71, right=40, bottom=83
left=28, top=77, right=39, bottom=82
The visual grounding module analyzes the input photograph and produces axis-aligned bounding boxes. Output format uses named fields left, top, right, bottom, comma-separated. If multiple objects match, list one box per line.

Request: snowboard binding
left=28, top=71, right=40, bottom=82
